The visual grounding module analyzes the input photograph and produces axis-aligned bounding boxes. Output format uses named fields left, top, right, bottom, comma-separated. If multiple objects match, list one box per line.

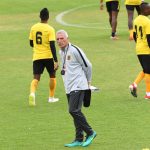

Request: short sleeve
left=48, top=27, right=56, bottom=41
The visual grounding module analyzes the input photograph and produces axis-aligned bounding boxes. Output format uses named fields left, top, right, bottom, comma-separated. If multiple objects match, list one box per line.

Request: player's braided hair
left=40, top=8, right=49, bottom=21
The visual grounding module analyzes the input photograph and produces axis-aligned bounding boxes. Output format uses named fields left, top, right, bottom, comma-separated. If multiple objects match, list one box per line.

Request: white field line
left=55, top=4, right=110, bottom=29
left=55, top=4, right=126, bottom=30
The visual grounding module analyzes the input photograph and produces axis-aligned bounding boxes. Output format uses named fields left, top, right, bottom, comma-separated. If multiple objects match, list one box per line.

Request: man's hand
left=54, top=62, right=59, bottom=70
left=88, top=81, right=91, bottom=89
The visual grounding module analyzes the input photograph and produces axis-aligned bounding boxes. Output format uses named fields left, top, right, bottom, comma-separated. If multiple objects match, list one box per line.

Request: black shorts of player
left=138, top=55, right=150, bottom=74
left=106, top=1, right=119, bottom=12
left=126, top=5, right=140, bottom=14
left=33, top=58, right=55, bottom=75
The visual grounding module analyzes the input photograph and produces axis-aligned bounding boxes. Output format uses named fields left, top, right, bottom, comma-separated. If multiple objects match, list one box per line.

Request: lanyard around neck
left=62, top=45, right=69, bottom=69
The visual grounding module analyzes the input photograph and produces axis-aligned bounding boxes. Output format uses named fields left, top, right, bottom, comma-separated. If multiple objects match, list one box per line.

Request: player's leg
left=45, top=59, right=59, bottom=102
left=30, top=74, right=40, bottom=94
left=144, top=74, right=150, bottom=99
left=29, top=60, right=44, bottom=106
left=110, top=1, right=119, bottom=40
left=129, top=55, right=147, bottom=98
left=141, top=55, right=150, bottom=99
left=129, top=71, right=145, bottom=89
left=111, top=11, right=118, bottom=39
left=129, top=71, right=145, bottom=97
left=134, top=71, right=145, bottom=85
left=126, top=5, right=134, bottom=40
left=135, top=5, right=141, bottom=15
left=106, top=2, right=113, bottom=30
left=108, top=12, right=112, bottom=27
left=49, top=73, right=59, bottom=102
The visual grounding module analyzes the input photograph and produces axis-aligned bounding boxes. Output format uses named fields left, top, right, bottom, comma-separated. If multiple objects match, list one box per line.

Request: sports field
left=1, top=0, right=150, bottom=150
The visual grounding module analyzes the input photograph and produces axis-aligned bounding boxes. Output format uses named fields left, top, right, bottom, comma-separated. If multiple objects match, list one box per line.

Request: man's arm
left=50, top=41, right=58, bottom=62
left=146, top=34, right=150, bottom=48
left=50, top=41, right=59, bottom=70
left=30, top=40, right=34, bottom=47
left=72, top=45, right=92, bottom=85
left=133, top=32, right=137, bottom=42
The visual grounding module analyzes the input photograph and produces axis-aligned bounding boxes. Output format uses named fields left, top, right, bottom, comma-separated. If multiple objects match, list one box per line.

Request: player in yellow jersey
left=29, top=8, right=59, bottom=106
left=125, top=0, right=143, bottom=40
left=129, top=2, right=150, bottom=99
left=100, top=0, right=119, bottom=40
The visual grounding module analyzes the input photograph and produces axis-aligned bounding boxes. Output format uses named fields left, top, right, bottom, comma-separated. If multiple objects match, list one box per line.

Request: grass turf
left=0, top=0, right=150, bottom=150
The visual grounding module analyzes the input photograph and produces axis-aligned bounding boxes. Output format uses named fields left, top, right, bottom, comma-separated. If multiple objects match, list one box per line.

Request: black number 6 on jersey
left=36, top=32, right=42, bottom=44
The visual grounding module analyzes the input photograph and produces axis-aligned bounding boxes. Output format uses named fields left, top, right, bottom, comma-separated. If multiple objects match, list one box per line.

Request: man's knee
left=69, top=109, right=80, bottom=117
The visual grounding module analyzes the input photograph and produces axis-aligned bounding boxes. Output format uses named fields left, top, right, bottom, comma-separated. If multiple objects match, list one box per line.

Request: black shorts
left=138, top=55, right=150, bottom=74
left=106, top=1, right=119, bottom=12
left=33, top=58, right=55, bottom=75
left=126, top=5, right=140, bottom=14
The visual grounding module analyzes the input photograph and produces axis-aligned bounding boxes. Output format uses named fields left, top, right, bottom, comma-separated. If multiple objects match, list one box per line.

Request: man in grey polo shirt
left=56, top=30, right=97, bottom=147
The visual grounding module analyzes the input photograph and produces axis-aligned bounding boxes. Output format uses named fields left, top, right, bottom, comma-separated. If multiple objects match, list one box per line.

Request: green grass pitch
left=0, top=0, right=150, bottom=149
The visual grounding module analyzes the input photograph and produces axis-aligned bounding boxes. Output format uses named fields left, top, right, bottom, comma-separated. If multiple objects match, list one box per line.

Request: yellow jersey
left=29, top=23, right=56, bottom=61
left=133, top=15, right=150, bottom=55
left=125, top=0, right=141, bottom=5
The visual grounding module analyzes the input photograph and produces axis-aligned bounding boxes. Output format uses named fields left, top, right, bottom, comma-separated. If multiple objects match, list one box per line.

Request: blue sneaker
left=64, top=141, right=83, bottom=147
left=82, top=131, right=97, bottom=147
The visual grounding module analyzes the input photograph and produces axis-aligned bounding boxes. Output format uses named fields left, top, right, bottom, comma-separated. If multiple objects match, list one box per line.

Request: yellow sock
left=30, top=79, right=39, bottom=93
left=144, top=74, right=150, bottom=92
left=134, top=71, right=145, bottom=85
left=49, top=78, right=56, bottom=97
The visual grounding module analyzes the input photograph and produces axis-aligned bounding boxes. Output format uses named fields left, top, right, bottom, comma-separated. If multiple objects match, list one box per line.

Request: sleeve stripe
left=71, top=44, right=88, bottom=67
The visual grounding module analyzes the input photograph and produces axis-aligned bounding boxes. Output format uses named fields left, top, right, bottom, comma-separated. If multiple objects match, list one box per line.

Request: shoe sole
left=64, top=142, right=83, bottom=147
left=64, top=144, right=82, bottom=147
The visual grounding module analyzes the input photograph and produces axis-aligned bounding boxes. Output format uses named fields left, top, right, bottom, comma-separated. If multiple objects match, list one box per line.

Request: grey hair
left=56, top=29, right=68, bottom=38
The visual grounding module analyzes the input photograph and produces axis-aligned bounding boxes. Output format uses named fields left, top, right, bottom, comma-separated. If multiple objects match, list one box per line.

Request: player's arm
left=146, top=23, right=150, bottom=48
left=29, top=29, right=33, bottom=47
left=146, top=34, right=150, bottom=48
left=30, top=40, right=34, bottom=47
left=133, top=32, right=137, bottom=42
left=50, top=41, right=57, bottom=62
left=50, top=41, right=59, bottom=70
